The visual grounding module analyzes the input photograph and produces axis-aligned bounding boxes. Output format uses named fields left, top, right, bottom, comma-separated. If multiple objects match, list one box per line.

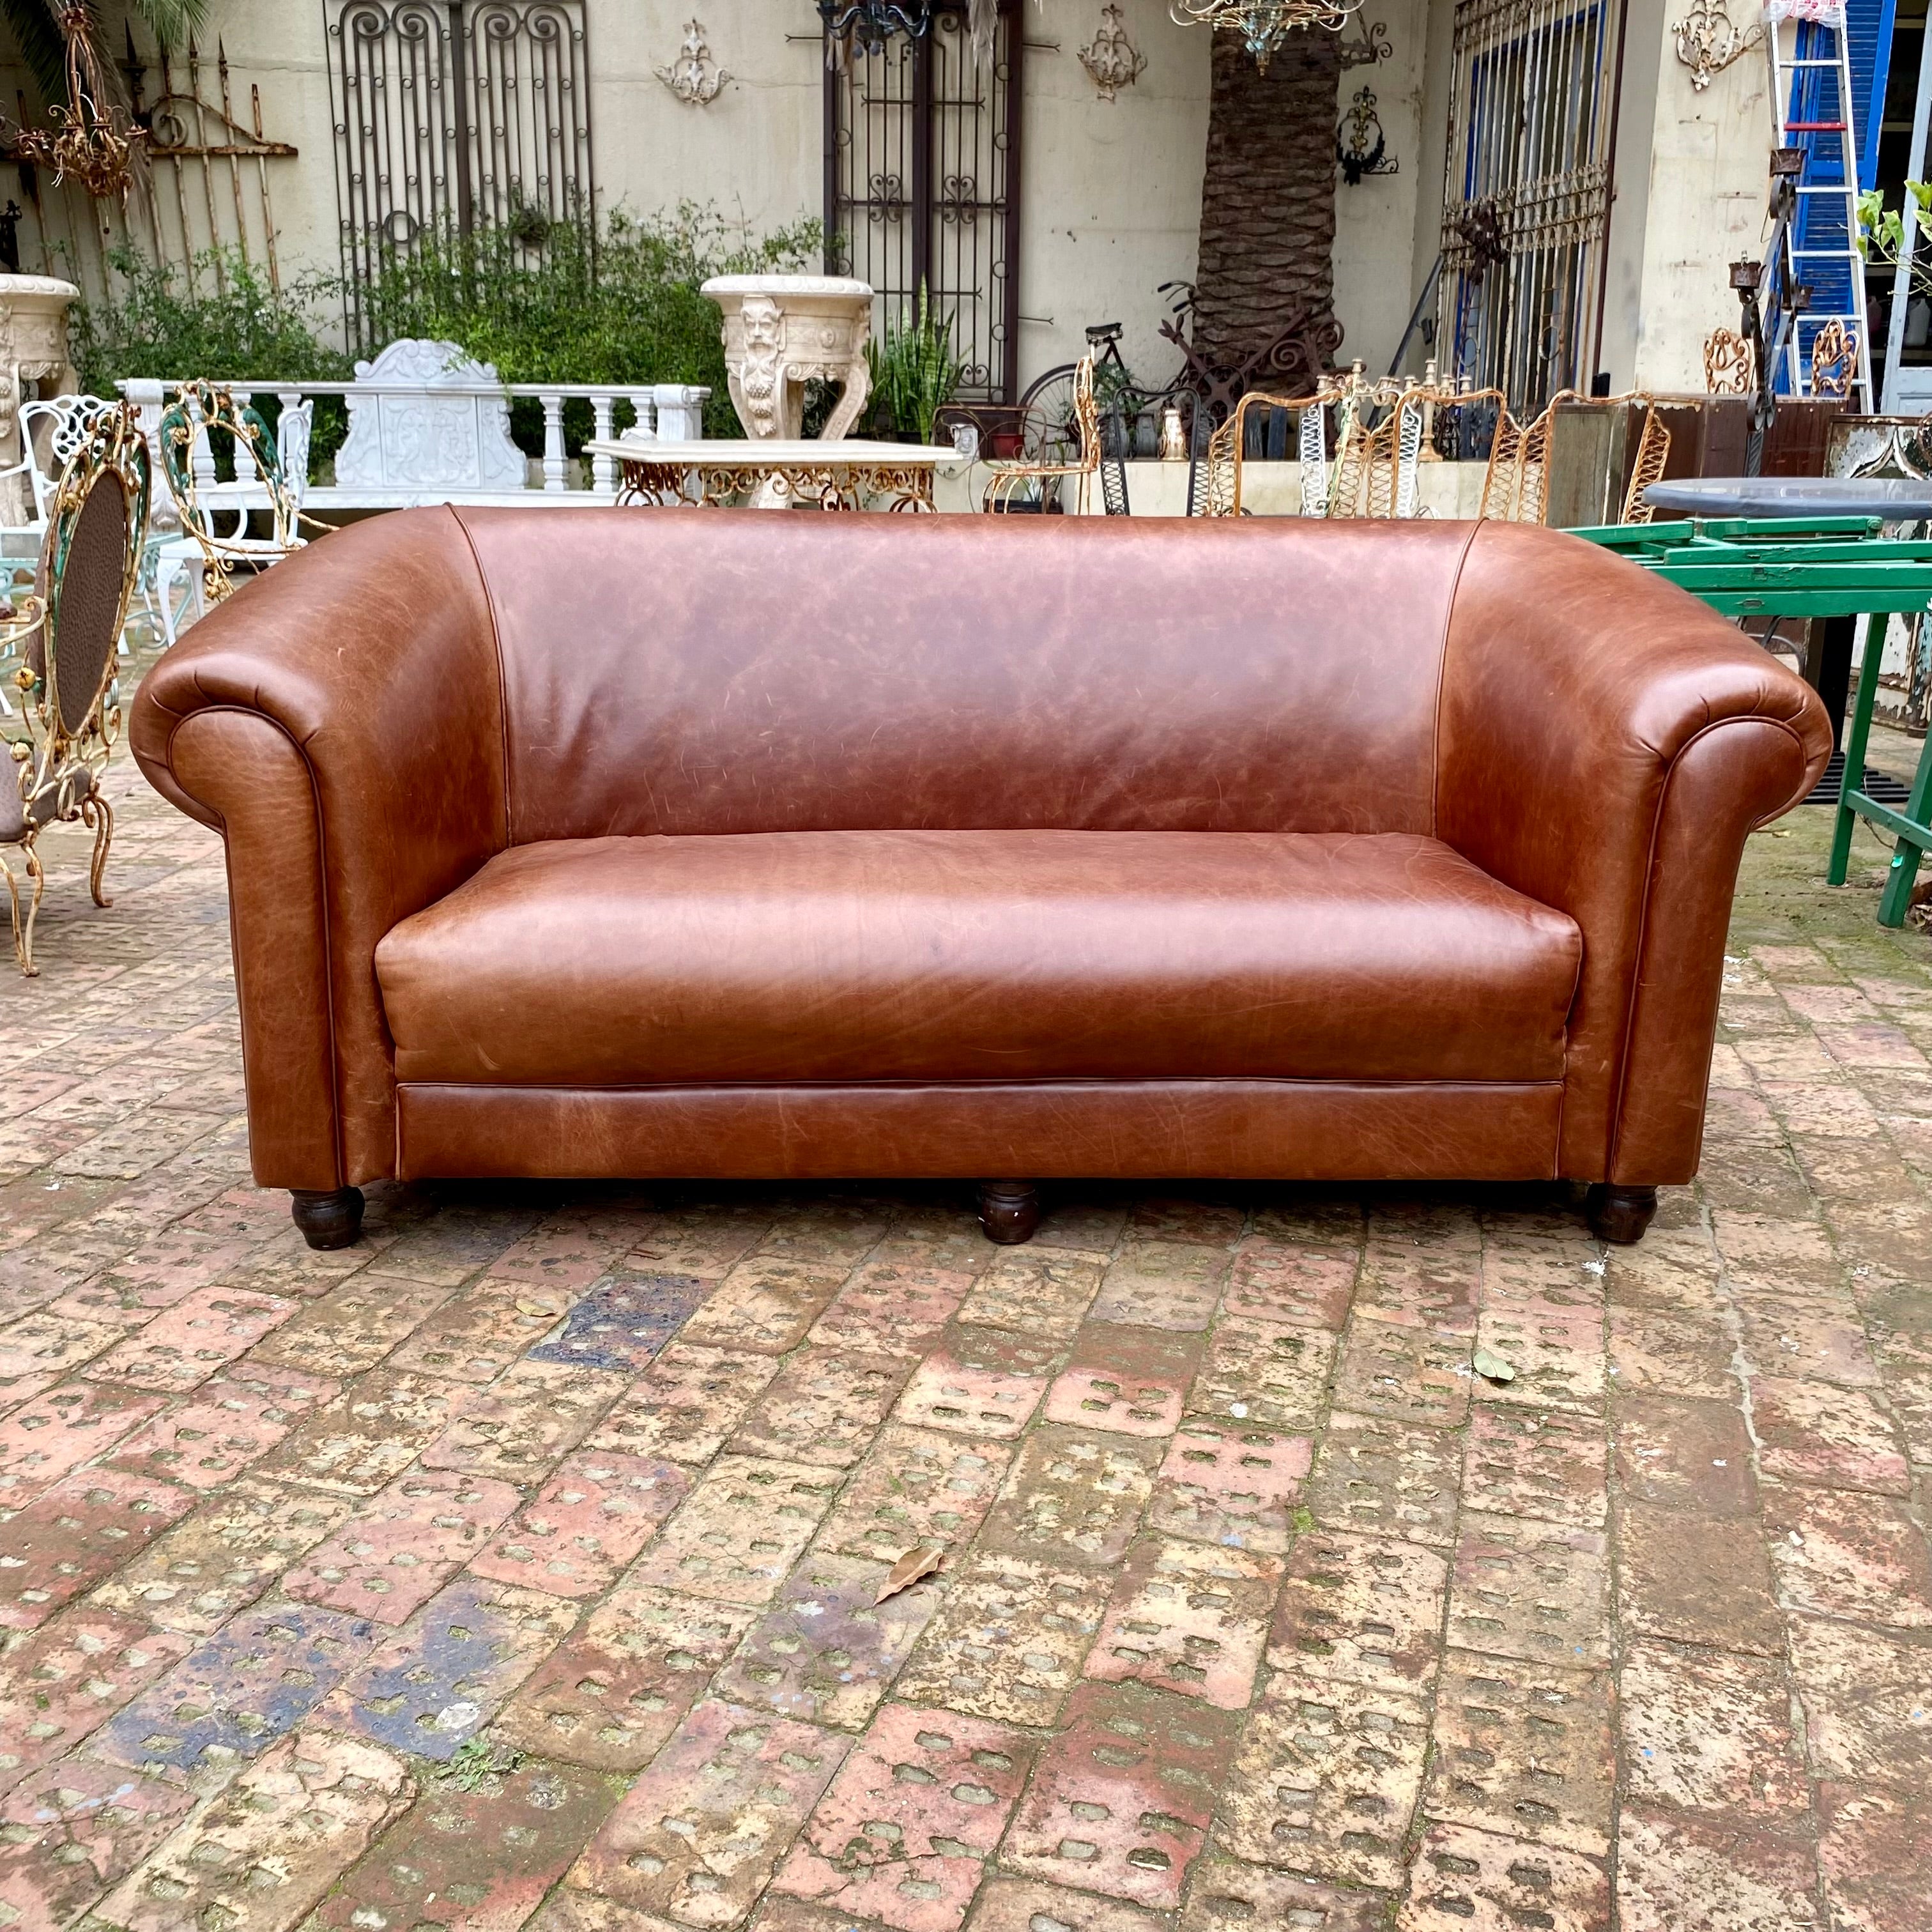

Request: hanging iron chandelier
left=1170, top=0, right=1365, bottom=72
left=819, top=0, right=1013, bottom=57
left=817, top=0, right=939, bottom=52
left=4, top=2, right=144, bottom=201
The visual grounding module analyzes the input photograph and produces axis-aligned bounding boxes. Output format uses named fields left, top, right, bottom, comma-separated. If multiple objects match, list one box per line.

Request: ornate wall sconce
left=657, top=20, right=731, bottom=105
left=1673, top=0, right=1762, bottom=92
left=1339, top=15, right=1391, bottom=67
left=1080, top=4, right=1147, bottom=101
left=1337, top=86, right=1397, bottom=182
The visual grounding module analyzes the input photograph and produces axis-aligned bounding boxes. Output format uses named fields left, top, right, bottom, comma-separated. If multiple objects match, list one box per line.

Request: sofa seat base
left=393, top=1078, right=1563, bottom=1183
left=374, top=830, right=1583, bottom=1088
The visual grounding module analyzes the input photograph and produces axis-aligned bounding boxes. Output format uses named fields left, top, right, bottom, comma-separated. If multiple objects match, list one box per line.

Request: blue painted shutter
left=1848, top=0, right=1898, bottom=189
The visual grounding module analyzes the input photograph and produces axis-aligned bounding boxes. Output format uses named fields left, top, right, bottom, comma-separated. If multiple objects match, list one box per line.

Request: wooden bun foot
left=1585, top=1183, right=1657, bottom=1245
left=977, top=1180, right=1040, bottom=1245
left=291, top=1186, right=365, bottom=1251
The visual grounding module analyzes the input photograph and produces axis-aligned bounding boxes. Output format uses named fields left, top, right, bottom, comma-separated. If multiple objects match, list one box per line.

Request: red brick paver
left=0, top=735, right=1926, bottom=1926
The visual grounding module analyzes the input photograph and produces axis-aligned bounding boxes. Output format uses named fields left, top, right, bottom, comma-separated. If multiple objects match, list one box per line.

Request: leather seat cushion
left=375, top=829, right=1583, bottom=1087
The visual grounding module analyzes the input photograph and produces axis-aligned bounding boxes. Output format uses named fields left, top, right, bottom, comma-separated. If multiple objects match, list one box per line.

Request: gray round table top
left=1643, top=475, right=1932, bottom=518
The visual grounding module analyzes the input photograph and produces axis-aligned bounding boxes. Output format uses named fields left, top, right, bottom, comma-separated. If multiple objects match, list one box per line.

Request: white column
left=590, top=395, right=615, bottom=491
left=653, top=385, right=710, bottom=441
left=541, top=393, right=567, bottom=491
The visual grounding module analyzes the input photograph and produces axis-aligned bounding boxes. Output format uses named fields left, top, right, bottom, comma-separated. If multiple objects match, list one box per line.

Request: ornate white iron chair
left=0, top=394, right=171, bottom=647
left=983, top=356, right=1100, bottom=514
left=158, top=380, right=310, bottom=612
left=3, top=393, right=118, bottom=536
left=1, top=405, right=151, bottom=976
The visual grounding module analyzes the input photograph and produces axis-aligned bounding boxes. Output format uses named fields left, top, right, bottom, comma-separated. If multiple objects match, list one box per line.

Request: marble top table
left=586, top=438, right=963, bottom=512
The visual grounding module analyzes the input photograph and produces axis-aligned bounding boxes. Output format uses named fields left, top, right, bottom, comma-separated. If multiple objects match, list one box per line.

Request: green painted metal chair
left=157, top=379, right=307, bottom=613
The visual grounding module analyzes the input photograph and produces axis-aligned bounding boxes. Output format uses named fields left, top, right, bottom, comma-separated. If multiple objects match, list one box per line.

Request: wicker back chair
left=1480, top=392, right=1559, bottom=524
left=1, top=404, right=151, bottom=975
left=1200, top=388, right=1339, bottom=518
left=1620, top=402, right=1673, bottom=523
left=983, top=356, right=1101, bottom=514
left=1482, top=388, right=1675, bottom=526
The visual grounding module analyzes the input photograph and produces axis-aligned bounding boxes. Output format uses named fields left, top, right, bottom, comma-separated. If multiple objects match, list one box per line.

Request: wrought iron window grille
left=824, top=1, right=1022, bottom=404
left=325, top=0, right=597, bottom=351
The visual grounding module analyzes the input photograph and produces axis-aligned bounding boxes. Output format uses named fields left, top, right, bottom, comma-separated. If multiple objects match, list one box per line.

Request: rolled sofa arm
left=1434, top=521, right=1831, bottom=1186
left=132, top=507, right=505, bottom=1192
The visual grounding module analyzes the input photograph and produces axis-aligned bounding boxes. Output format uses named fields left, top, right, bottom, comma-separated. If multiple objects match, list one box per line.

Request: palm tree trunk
left=1192, top=31, right=1344, bottom=376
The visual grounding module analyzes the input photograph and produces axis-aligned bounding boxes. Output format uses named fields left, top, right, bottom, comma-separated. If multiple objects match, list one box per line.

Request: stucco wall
left=1007, top=1, right=1208, bottom=398
left=1331, top=0, right=1431, bottom=377
left=1626, top=2, right=1772, bottom=392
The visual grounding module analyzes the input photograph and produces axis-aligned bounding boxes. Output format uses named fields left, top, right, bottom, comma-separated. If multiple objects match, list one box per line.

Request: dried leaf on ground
left=877, top=1543, right=944, bottom=1602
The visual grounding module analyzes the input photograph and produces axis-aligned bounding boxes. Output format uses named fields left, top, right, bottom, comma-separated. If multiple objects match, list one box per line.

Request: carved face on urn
left=735, top=296, right=787, bottom=438
left=739, top=296, right=784, bottom=356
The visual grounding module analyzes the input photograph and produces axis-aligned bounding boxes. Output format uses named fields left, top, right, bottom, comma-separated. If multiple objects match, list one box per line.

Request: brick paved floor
left=1, top=694, right=1929, bottom=1930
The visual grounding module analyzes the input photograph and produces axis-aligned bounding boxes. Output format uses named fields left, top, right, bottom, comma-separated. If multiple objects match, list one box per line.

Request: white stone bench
left=119, top=341, right=709, bottom=513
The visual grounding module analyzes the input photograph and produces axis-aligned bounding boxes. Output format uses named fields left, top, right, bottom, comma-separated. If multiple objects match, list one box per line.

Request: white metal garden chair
left=0, top=394, right=173, bottom=645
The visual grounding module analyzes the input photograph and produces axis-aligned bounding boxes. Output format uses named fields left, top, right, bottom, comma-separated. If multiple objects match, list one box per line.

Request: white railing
left=116, top=357, right=712, bottom=510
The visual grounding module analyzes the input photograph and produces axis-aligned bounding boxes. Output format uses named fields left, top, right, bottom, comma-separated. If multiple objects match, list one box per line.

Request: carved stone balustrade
left=118, top=344, right=710, bottom=513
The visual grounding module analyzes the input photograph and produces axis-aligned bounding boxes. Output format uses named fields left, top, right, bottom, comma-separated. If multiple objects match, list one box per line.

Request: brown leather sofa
left=132, top=508, right=1830, bottom=1252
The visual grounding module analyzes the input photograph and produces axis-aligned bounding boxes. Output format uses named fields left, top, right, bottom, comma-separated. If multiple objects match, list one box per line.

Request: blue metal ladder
left=1765, top=3, right=1877, bottom=407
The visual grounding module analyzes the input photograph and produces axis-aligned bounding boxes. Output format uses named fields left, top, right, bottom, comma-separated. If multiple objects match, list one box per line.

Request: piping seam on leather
left=395, top=1077, right=1568, bottom=1094
left=1426, top=519, right=1485, bottom=843
left=1552, top=933, right=1586, bottom=1177
left=166, top=703, right=346, bottom=1191
left=448, top=505, right=514, bottom=854
left=1604, top=711, right=1812, bottom=1179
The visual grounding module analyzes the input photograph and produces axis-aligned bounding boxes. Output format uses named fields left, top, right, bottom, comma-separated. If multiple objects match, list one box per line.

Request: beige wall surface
left=1332, top=0, right=1431, bottom=378
left=1626, top=4, right=1772, bottom=392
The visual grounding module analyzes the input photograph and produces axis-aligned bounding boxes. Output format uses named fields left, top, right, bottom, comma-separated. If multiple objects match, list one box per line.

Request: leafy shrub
left=356, top=200, right=824, bottom=445
left=70, top=247, right=354, bottom=466
left=72, top=249, right=351, bottom=389
left=70, top=201, right=825, bottom=470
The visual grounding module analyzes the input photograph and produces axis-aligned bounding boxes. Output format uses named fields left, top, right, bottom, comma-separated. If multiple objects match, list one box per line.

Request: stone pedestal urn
left=0, top=275, right=78, bottom=521
left=702, top=275, right=875, bottom=441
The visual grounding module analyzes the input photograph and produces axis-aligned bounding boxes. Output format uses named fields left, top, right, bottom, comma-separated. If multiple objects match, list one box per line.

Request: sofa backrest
left=452, top=507, right=1478, bottom=841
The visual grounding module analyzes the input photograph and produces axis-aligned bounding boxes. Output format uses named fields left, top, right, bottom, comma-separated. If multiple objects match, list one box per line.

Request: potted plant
left=864, top=283, right=964, bottom=443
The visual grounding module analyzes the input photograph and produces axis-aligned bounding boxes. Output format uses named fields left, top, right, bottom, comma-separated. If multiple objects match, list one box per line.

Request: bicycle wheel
left=1017, top=363, right=1084, bottom=463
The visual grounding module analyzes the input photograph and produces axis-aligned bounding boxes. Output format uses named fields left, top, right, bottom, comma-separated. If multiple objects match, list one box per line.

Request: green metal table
left=1570, top=515, right=1932, bottom=926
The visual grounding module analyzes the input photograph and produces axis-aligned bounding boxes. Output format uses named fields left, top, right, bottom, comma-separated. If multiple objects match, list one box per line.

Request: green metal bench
left=1570, top=516, right=1932, bottom=926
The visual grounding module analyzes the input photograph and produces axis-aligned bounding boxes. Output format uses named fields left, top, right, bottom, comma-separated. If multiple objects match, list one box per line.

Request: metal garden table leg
left=1828, top=625, right=1886, bottom=886
left=1875, top=732, right=1932, bottom=925
left=1813, top=613, right=1857, bottom=754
